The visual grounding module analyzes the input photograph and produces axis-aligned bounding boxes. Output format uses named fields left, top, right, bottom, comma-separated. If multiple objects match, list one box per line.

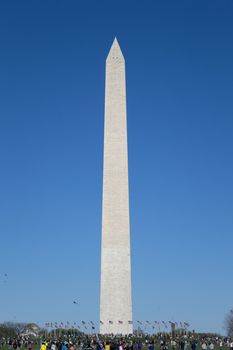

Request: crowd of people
left=1, top=333, right=233, bottom=350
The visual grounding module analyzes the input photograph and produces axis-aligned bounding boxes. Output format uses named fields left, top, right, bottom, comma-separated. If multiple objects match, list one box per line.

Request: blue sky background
left=0, top=0, right=233, bottom=334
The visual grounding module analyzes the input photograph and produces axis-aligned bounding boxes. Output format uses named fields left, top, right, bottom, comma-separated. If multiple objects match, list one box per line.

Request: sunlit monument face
left=100, top=38, right=133, bottom=335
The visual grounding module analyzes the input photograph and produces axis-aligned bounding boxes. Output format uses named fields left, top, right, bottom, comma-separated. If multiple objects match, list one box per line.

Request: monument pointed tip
left=112, top=37, right=121, bottom=49
left=107, top=37, right=124, bottom=62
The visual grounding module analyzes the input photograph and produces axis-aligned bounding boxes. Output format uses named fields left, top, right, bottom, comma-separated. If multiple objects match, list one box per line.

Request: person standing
left=210, top=342, right=214, bottom=350
left=202, top=342, right=207, bottom=350
left=180, top=340, right=185, bottom=350
left=191, top=340, right=196, bottom=350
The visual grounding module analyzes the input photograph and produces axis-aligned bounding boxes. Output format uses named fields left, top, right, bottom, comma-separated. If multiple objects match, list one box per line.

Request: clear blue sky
left=0, top=0, right=233, bottom=335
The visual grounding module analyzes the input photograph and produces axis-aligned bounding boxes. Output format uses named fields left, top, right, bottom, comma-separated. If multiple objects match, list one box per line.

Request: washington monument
left=100, top=38, right=133, bottom=335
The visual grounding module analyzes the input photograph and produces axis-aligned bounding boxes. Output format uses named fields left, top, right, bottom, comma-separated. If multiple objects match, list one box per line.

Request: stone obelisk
left=100, top=38, right=133, bottom=335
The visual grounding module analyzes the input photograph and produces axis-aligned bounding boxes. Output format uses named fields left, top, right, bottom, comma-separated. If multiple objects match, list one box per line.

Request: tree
left=0, top=323, right=17, bottom=338
left=3, top=322, right=27, bottom=335
left=225, top=309, right=233, bottom=337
